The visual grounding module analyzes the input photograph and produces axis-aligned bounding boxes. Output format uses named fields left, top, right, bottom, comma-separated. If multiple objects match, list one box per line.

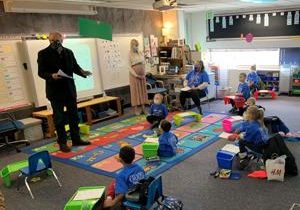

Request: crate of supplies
left=216, top=150, right=236, bottom=170
left=64, top=186, right=106, bottom=210
left=222, top=116, right=243, bottom=133
left=142, top=139, right=159, bottom=159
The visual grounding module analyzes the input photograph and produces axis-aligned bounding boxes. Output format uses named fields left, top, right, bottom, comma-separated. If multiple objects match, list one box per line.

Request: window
left=208, top=49, right=280, bottom=69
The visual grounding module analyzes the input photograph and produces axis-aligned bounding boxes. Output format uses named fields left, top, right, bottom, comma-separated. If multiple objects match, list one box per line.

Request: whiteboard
left=23, top=38, right=103, bottom=107
left=0, top=40, right=30, bottom=110
left=97, top=33, right=143, bottom=90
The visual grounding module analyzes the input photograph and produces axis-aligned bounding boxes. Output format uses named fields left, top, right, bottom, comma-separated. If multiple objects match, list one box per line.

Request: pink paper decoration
left=245, top=33, right=254, bottom=43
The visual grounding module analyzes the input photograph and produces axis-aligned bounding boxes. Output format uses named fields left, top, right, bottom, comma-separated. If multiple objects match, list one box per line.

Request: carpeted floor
left=1, top=96, right=300, bottom=210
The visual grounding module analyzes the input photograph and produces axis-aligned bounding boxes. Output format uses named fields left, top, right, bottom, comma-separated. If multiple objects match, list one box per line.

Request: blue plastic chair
left=123, top=176, right=163, bottom=210
left=18, top=151, right=62, bottom=199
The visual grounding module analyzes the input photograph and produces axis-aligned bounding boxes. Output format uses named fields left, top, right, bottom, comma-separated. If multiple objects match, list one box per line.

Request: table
left=224, top=95, right=245, bottom=109
left=253, top=90, right=277, bottom=100
left=32, top=96, right=122, bottom=138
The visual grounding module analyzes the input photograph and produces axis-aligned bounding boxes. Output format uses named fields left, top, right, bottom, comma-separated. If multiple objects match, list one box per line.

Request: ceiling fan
left=153, top=0, right=202, bottom=11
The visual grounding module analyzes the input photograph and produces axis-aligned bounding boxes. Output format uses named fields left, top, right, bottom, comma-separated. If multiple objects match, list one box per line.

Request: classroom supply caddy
left=142, top=139, right=159, bottom=159
left=64, top=186, right=106, bottom=210
left=222, top=116, right=243, bottom=133
left=216, top=150, right=235, bottom=170
left=173, top=111, right=202, bottom=126
left=0, top=160, right=28, bottom=187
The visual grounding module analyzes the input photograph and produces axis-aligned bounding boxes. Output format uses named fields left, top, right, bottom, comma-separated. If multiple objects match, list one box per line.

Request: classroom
left=0, top=0, right=300, bottom=209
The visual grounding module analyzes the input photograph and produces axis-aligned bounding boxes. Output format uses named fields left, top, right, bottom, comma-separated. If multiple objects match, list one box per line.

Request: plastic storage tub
left=64, top=186, right=106, bottom=210
left=142, top=142, right=159, bottom=159
left=216, top=150, right=236, bottom=170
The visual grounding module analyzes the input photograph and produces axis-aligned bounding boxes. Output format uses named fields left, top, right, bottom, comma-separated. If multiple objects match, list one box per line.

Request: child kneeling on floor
left=158, top=120, right=178, bottom=157
left=236, top=106, right=269, bottom=170
left=103, top=146, right=145, bottom=209
left=147, top=93, right=168, bottom=129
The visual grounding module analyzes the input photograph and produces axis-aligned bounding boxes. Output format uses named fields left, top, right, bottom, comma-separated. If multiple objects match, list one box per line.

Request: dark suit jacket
left=37, top=46, right=86, bottom=101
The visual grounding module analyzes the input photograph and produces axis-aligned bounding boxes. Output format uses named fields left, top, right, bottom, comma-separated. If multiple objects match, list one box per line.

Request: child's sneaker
left=238, top=156, right=251, bottom=170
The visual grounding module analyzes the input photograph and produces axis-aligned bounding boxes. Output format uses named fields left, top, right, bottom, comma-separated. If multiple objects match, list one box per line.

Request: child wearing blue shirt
left=104, top=146, right=145, bottom=208
left=236, top=106, right=268, bottom=170
left=158, top=120, right=178, bottom=157
left=230, top=73, right=251, bottom=113
left=180, top=60, right=210, bottom=115
left=147, top=93, right=168, bottom=129
left=247, top=65, right=260, bottom=94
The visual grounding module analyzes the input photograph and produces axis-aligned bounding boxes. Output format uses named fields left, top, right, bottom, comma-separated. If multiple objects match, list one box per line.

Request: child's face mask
left=154, top=99, right=161, bottom=104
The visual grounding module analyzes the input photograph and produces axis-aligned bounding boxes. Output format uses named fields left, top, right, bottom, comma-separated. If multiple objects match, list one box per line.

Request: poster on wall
left=229, top=16, right=233, bottom=26
left=101, top=40, right=121, bottom=72
left=150, top=35, right=158, bottom=57
left=256, top=14, right=261, bottom=24
left=295, top=11, right=299, bottom=25
left=222, top=17, right=227, bottom=29
left=264, top=14, right=269, bottom=27
left=143, top=37, right=151, bottom=58
left=209, top=19, right=214, bottom=32
left=287, top=12, right=292, bottom=25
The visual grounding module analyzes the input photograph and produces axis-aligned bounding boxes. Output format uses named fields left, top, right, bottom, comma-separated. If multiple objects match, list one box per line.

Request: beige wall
left=0, top=2, right=163, bottom=37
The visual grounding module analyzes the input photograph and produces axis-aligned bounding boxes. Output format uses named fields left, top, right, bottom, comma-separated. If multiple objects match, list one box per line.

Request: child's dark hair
left=240, top=73, right=247, bottom=78
left=119, top=146, right=135, bottom=164
left=160, top=120, right=172, bottom=132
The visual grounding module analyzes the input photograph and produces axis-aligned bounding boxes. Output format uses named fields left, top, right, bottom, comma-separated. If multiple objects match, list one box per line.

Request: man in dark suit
left=38, top=32, right=92, bottom=152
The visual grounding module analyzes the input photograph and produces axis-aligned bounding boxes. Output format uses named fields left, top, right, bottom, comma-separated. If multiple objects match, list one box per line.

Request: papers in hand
left=219, top=132, right=232, bottom=139
left=181, top=87, right=191, bottom=92
left=221, top=144, right=240, bottom=154
left=73, top=188, right=105, bottom=201
left=57, top=70, right=73, bottom=79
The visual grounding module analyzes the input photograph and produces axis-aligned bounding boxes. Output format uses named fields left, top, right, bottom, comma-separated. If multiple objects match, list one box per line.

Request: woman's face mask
left=133, top=46, right=139, bottom=52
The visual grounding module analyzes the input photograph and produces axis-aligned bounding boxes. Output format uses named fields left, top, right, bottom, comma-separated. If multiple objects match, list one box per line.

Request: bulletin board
left=208, top=10, right=300, bottom=39
left=0, top=40, right=30, bottom=111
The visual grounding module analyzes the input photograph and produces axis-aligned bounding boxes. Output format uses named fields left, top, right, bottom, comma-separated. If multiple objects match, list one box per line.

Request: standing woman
left=129, top=39, right=148, bottom=115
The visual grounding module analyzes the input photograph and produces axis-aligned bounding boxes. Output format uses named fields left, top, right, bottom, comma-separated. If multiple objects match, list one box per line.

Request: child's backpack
left=125, top=176, right=155, bottom=205
left=157, top=196, right=184, bottom=210
left=263, top=134, right=298, bottom=176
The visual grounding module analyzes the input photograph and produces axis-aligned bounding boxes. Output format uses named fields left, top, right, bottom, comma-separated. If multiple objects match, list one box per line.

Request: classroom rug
left=23, top=112, right=228, bottom=178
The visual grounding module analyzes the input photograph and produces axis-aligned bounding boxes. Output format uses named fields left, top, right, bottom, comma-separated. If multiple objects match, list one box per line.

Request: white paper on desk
left=219, top=132, right=231, bottom=139
left=73, top=188, right=105, bottom=201
left=57, top=70, right=73, bottom=79
left=181, top=87, right=191, bottom=92
left=221, top=144, right=240, bottom=154
left=145, top=137, right=159, bottom=143
left=230, top=116, right=243, bottom=121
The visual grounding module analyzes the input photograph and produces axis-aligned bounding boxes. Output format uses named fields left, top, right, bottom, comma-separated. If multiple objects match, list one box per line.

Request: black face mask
left=50, top=40, right=63, bottom=54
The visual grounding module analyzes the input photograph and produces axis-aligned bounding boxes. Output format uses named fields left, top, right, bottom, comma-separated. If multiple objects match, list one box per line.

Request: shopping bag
left=266, top=155, right=286, bottom=182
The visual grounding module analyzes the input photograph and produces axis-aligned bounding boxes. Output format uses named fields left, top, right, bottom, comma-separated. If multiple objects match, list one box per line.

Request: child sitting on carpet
left=103, top=146, right=145, bottom=209
left=235, top=106, right=269, bottom=170
left=229, top=73, right=251, bottom=114
left=147, top=93, right=168, bottom=129
left=158, top=120, right=178, bottom=157
left=238, top=97, right=265, bottom=116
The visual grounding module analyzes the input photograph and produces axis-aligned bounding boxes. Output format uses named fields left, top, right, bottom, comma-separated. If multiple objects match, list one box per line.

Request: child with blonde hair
left=236, top=106, right=269, bottom=170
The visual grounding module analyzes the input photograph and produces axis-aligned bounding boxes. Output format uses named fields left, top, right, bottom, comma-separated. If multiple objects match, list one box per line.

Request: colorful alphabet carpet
left=23, top=112, right=228, bottom=178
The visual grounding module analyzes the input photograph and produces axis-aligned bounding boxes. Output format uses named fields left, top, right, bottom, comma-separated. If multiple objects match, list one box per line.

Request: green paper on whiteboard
left=79, top=18, right=112, bottom=41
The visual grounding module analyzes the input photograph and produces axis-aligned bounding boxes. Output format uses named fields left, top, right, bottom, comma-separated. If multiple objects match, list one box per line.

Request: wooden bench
left=32, top=96, right=122, bottom=138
